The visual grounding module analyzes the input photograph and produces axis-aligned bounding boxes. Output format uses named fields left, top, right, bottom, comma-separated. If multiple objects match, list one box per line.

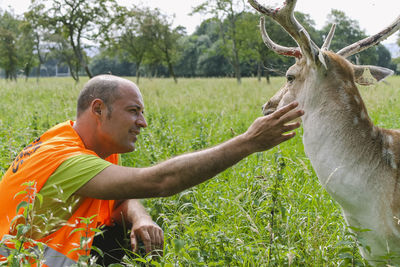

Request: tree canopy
left=0, top=1, right=398, bottom=81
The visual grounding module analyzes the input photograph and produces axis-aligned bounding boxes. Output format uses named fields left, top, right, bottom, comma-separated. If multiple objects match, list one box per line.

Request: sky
left=1, top=0, right=399, bottom=45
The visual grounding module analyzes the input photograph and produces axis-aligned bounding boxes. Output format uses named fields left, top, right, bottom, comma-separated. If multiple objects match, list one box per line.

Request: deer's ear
left=353, top=65, right=394, bottom=85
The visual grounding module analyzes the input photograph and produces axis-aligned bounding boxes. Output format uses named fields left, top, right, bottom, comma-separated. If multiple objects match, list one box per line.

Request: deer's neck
left=299, top=78, right=400, bottom=260
left=300, top=80, right=394, bottom=202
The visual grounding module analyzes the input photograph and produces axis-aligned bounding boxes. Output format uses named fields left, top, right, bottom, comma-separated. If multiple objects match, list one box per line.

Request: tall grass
left=1, top=76, right=399, bottom=266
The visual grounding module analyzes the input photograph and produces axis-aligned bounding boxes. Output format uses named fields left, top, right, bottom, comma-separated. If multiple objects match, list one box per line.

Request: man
left=0, top=75, right=303, bottom=266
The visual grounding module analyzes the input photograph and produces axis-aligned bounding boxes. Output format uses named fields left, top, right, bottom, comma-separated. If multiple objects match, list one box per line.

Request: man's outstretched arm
left=75, top=101, right=303, bottom=200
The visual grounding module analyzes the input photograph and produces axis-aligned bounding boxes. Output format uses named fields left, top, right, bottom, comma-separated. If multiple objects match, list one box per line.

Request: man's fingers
left=131, top=233, right=138, bottom=252
left=280, top=131, right=296, bottom=142
left=156, top=228, right=164, bottom=249
left=140, top=230, right=152, bottom=254
left=270, top=101, right=299, bottom=119
left=280, top=109, right=304, bottom=124
left=153, top=228, right=164, bottom=256
left=282, top=122, right=301, bottom=133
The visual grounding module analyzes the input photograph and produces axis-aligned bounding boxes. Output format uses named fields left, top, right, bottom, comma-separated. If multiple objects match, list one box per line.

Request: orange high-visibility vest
left=0, top=120, right=118, bottom=266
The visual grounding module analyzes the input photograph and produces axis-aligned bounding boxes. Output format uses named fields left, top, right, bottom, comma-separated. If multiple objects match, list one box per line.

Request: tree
left=376, top=44, right=393, bottom=68
left=102, top=5, right=183, bottom=83
left=238, top=11, right=317, bottom=82
left=193, top=0, right=249, bottom=84
left=29, top=0, right=117, bottom=82
left=397, top=31, right=400, bottom=47
left=0, top=10, right=20, bottom=80
left=190, top=19, right=231, bottom=77
left=197, top=39, right=232, bottom=77
left=89, top=49, right=135, bottom=76
left=18, top=19, right=37, bottom=80
left=103, top=5, right=156, bottom=84
left=174, top=35, right=200, bottom=77
left=144, top=9, right=184, bottom=83
left=321, top=9, right=387, bottom=66
left=47, top=33, right=81, bottom=80
left=24, top=4, right=51, bottom=81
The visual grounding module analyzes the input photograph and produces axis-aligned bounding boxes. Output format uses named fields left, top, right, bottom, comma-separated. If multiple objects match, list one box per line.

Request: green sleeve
left=40, top=154, right=112, bottom=202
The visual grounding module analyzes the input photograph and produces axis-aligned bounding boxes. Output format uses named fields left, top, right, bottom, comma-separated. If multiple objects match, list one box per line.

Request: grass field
left=1, top=76, right=399, bottom=266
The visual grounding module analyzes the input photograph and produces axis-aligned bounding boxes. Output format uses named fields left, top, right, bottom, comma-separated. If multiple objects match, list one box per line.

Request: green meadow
left=1, top=76, right=400, bottom=266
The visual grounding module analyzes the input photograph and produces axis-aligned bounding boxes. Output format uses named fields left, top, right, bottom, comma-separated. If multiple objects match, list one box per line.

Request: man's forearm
left=112, top=199, right=151, bottom=225
left=143, top=133, right=253, bottom=197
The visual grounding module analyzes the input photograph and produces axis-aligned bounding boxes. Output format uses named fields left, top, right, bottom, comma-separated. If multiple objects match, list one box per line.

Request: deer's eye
left=287, top=75, right=295, bottom=82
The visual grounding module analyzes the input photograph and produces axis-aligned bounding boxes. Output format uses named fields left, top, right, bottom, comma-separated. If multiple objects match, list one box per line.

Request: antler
left=321, top=24, right=336, bottom=51
left=259, top=17, right=302, bottom=58
left=337, top=15, right=400, bottom=58
left=248, top=0, right=319, bottom=61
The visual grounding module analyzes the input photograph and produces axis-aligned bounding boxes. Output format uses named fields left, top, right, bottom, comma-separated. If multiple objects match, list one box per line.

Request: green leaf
left=13, top=191, right=27, bottom=199
left=16, top=201, right=28, bottom=213
left=133, top=258, right=148, bottom=263
left=338, top=252, right=353, bottom=259
left=338, top=247, right=352, bottom=253
left=17, top=224, right=31, bottom=237
left=20, top=181, right=35, bottom=187
left=68, top=227, right=86, bottom=237
left=90, top=245, right=104, bottom=257
left=35, top=193, right=43, bottom=207
left=173, top=239, right=185, bottom=253
left=89, top=228, right=103, bottom=234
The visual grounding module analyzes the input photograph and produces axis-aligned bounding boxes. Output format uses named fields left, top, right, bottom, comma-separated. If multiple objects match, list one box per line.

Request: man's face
left=98, top=82, right=147, bottom=154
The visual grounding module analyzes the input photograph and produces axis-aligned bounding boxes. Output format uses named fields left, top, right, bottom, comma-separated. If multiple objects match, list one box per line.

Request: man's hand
left=130, top=216, right=164, bottom=255
left=111, top=199, right=164, bottom=255
left=243, top=101, right=303, bottom=152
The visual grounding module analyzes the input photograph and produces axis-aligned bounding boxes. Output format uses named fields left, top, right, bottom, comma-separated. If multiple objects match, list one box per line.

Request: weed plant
left=0, top=76, right=400, bottom=266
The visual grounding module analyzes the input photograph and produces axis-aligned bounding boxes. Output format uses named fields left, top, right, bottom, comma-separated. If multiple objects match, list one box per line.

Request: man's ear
left=353, top=64, right=394, bottom=85
left=91, top=99, right=104, bottom=117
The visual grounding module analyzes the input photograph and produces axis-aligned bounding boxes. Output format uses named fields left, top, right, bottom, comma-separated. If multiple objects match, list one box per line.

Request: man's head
left=77, top=75, right=123, bottom=118
left=76, top=75, right=147, bottom=157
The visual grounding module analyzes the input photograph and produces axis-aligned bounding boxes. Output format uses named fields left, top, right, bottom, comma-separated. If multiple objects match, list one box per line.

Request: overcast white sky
left=1, top=0, right=399, bottom=44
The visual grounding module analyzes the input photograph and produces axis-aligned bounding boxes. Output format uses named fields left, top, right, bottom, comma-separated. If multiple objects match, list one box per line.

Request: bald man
left=0, top=75, right=303, bottom=266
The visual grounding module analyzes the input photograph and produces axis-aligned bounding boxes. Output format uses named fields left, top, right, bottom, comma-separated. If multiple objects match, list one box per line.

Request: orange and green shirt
left=0, top=120, right=118, bottom=266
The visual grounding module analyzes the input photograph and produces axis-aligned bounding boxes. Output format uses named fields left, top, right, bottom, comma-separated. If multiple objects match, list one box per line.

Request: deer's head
left=248, top=0, right=399, bottom=115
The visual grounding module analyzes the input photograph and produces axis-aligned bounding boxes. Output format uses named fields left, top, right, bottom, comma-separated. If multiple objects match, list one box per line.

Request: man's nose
left=137, top=114, right=148, bottom=128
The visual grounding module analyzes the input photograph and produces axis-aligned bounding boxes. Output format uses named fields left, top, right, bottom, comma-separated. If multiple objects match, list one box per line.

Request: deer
left=248, top=0, right=400, bottom=264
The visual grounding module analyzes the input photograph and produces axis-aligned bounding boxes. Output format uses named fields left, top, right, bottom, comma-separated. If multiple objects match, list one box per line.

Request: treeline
left=0, top=0, right=399, bottom=83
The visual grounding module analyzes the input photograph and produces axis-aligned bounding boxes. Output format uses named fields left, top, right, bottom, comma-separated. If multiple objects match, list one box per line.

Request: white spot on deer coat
left=361, top=110, right=367, bottom=120
left=386, top=135, right=394, bottom=146
left=383, top=147, right=397, bottom=170
left=339, top=90, right=351, bottom=110
left=371, top=127, right=378, bottom=138
left=354, top=95, right=361, bottom=105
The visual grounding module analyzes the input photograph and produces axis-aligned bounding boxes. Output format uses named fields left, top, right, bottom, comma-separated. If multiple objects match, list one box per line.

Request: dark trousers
left=90, top=224, right=131, bottom=266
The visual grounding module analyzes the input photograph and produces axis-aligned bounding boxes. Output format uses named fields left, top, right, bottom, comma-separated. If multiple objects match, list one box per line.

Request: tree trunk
left=232, top=39, right=241, bottom=84
left=265, top=72, right=270, bottom=84
left=36, top=62, right=41, bottom=82
left=165, top=50, right=178, bottom=83
left=67, top=60, right=79, bottom=82
left=135, top=62, right=142, bottom=84
left=257, top=61, right=262, bottom=82
left=84, top=64, right=93, bottom=78
left=168, top=61, right=178, bottom=84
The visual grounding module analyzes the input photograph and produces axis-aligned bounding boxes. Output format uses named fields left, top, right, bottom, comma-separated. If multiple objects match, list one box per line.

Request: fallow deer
left=248, top=0, right=400, bottom=264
